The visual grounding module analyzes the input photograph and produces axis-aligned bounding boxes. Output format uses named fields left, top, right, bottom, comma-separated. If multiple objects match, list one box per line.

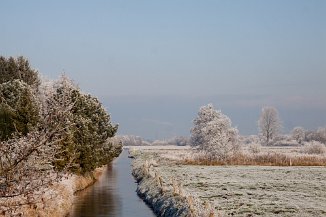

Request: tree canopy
left=258, top=106, right=282, bottom=145
left=0, top=80, right=40, bottom=140
left=0, top=57, right=121, bottom=212
left=191, top=104, right=239, bottom=160
left=0, top=56, right=40, bottom=89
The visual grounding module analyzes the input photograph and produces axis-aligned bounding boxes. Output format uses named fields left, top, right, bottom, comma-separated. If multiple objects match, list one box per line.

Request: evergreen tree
left=0, top=80, right=40, bottom=140
left=0, top=56, right=40, bottom=89
left=50, top=76, right=119, bottom=173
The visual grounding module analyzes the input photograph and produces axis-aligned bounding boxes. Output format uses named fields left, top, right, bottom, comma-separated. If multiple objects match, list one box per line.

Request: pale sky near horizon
left=1, top=0, right=326, bottom=139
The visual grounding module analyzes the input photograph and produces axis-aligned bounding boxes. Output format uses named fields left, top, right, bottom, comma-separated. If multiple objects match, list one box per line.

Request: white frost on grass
left=133, top=148, right=326, bottom=217
left=159, top=164, right=326, bottom=216
left=132, top=151, right=216, bottom=217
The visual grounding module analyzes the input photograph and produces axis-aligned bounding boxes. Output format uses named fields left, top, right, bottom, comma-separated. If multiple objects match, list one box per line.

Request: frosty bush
left=300, top=141, right=326, bottom=155
left=248, top=143, right=262, bottom=154
left=167, top=136, right=190, bottom=146
left=115, top=135, right=152, bottom=146
left=241, top=135, right=260, bottom=145
left=271, top=134, right=299, bottom=146
left=191, top=104, right=239, bottom=160
left=317, top=128, right=326, bottom=144
left=306, top=128, right=326, bottom=144
left=291, top=127, right=305, bottom=145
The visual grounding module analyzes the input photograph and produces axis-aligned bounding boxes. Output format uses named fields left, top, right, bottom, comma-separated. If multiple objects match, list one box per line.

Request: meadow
left=131, top=146, right=326, bottom=216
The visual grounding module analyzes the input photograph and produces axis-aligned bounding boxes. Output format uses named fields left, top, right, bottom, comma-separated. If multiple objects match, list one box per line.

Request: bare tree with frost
left=191, top=104, right=239, bottom=160
left=258, top=106, right=282, bottom=145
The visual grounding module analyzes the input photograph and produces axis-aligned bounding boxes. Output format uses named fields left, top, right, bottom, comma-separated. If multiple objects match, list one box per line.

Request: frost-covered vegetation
left=300, top=141, right=326, bottom=155
left=0, top=56, right=121, bottom=215
left=190, top=104, right=240, bottom=160
left=187, top=104, right=326, bottom=166
left=118, top=135, right=190, bottom=147
left=131, top=148, right=215, bottom=217
left=129, top=103, right=325, bottom=216
left=116, top=135, right=152, bottom=146
left=258, top=106, right=282, bottom=145
left=132, top=147, right=326, bottom=217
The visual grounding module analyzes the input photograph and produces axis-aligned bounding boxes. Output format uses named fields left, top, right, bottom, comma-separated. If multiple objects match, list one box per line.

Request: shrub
left=291, top=127, right=305, bottom=144
left=272, top=135, right=299, bottom=146
left=300, top=141, right=326, bottom=155
left=305, top=128, right=326, bottom=144
left=248, top=143, right=262, bottom=154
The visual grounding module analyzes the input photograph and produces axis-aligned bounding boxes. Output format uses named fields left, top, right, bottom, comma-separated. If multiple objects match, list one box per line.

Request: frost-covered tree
left=258, top=106, right=282, bottom=145
left=71, top=92, right=118, bottom=173
left=50, top=75, right=119, bottom=174
left=168, top=136, right=190, bottom=146
left=291, top=127, right=305, bottom=145
left=0, top=56, right=41, bottom=141
left=190, top=104, right=220, bottom=147
left=305, top=128, right=326, bottom=144
left=0, top=81, right=74, bottom=212
left=0, top=58, right=121, bottom=213
left=116, top=135, right=145, bottom=146
left=0, top=80, right=40, bottom=140
left=316, top=128, right=326, bottom=144
left=191, top=104, right=239, bottom=160
left=0, top=56, right=40, bottom=89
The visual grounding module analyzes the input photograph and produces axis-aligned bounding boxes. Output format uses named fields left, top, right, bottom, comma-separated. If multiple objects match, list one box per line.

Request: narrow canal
left=69, top=149, right=155, bottom=217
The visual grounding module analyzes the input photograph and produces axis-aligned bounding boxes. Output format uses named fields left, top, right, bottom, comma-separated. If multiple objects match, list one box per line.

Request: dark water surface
left=70, top=149, right=155, bottom=217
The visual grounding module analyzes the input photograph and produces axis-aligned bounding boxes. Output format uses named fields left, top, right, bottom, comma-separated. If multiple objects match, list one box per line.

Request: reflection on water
left=70, top=150, right=155, bottom=217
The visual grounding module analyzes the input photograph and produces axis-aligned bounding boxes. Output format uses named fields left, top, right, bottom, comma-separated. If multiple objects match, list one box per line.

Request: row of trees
left=116, top=135, right=190, bottom=146
left=0, top=56, right=121, bottom=211
left=190, top=104, right=325, bottom=160
left=257, top=107, right=326, bottom=145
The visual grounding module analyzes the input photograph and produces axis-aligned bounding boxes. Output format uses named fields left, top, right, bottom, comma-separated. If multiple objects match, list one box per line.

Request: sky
left=1, top=0, right=326, bottom=139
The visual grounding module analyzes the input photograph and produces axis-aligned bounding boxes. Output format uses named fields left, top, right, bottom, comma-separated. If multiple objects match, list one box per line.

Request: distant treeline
left=117, top=135, right=190, bottom=146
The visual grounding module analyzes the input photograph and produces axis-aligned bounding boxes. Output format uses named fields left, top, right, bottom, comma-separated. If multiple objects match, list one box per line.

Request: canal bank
left=69, top=149, right=155, bottom=217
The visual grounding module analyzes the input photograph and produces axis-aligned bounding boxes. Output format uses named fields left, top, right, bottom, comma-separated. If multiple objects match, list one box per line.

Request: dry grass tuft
left=182, top=152, right=326, bottom=166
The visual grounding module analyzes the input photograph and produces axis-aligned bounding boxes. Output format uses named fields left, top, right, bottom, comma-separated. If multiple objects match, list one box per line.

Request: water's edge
left=132, top=160, right=191, bottom=217
left=69, top=149, right=155, bottom=217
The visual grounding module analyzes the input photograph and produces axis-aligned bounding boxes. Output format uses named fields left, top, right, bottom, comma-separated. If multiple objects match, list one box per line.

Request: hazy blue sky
left=1, top=1, right=325, bottom=139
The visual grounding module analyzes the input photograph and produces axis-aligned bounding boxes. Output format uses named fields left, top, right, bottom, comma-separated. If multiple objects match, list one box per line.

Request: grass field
left=132, top=146, right=326, bottom=216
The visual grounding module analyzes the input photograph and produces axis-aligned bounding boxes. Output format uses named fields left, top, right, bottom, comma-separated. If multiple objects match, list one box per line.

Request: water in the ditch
left=69, top=149, right=155, bottom=217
